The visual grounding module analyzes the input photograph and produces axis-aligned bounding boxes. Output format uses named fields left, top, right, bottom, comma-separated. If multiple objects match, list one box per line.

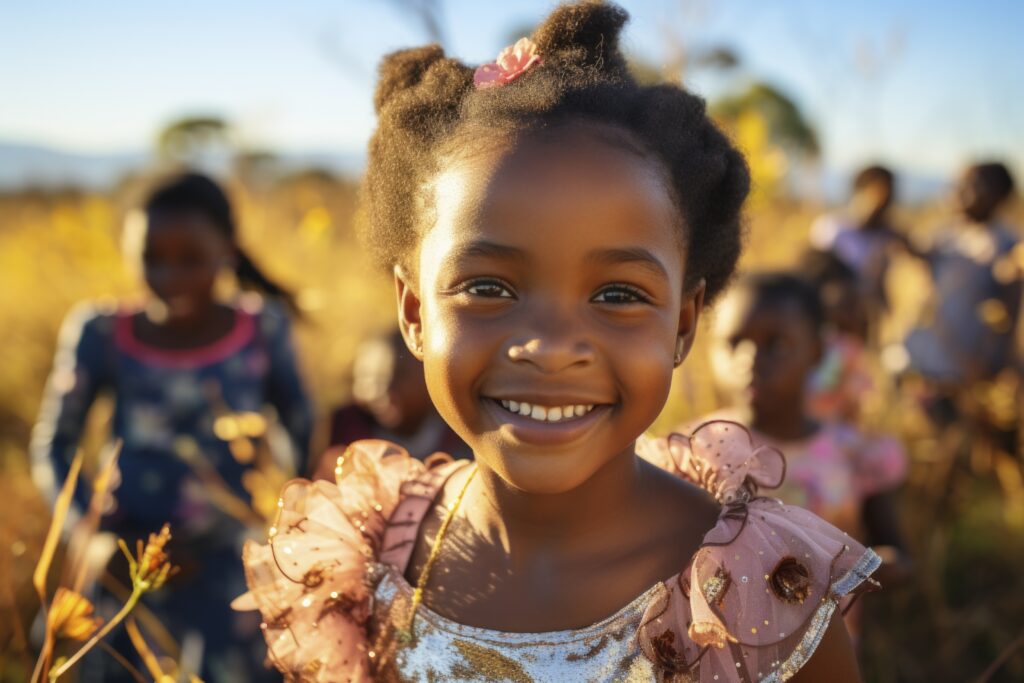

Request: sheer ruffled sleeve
left=232, top=440, right=426, bottom=682
left=638, top=421, right=881, bottom=681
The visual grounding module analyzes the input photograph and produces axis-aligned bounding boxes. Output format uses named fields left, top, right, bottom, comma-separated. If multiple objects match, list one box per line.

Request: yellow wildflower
left=47, top=588, right=102, bottom=641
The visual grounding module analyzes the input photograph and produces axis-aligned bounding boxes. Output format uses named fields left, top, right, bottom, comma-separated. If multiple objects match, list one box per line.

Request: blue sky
left=2, top=0, right=1021, bottom=178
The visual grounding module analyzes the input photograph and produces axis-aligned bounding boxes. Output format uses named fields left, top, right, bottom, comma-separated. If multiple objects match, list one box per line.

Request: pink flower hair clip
left=473, top=37, right=542, bottom=89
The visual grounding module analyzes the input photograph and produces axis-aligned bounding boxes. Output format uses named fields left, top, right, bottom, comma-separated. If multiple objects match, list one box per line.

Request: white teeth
left=497, top=399, right=597, bottom=422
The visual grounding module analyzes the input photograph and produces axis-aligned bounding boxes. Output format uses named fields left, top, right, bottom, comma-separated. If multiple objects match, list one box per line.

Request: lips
left=482, top=395, right=611, bottom=447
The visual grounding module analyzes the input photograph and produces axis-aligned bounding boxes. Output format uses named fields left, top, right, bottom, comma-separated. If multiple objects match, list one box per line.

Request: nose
left=507, top=319, right=595, bottom=374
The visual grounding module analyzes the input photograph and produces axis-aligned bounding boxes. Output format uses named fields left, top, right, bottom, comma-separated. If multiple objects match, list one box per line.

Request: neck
left=148, top=299, right=221, bottom=334
left=466, top=445, right=648, bottom=559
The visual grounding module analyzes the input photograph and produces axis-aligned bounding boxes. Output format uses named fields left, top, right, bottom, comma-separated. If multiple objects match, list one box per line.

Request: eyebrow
left=586, top=247, right=670, bottom=280
left=445, top=240, right=527, bottom=266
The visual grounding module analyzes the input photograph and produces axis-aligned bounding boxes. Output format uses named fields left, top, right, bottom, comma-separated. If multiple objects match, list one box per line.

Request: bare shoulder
left=637, top=458, right=721, bottom=571
left=643, top=456, right=720, bottom=527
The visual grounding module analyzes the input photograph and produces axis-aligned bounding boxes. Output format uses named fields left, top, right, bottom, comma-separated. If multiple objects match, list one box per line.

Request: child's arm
left=863, top=491, right=914, bottom=585
left=862, top=491, right=906, bottom=549
left=29, top=305, right=111, bottom=513
left=790, top=611, right=863, bottom=682
left=260, top=305, right=313, bottom=475
left=853, top=433, right=912, bottom=584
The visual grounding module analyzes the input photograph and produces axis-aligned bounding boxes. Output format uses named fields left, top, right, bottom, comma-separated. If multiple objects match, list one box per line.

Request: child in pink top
left=703, top=272, right=909, bottom=561
left=234, top=4, right=880, bottom=680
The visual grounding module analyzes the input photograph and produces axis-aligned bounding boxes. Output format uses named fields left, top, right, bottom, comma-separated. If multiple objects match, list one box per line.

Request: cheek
left=619, top=325, right=674, bottom=386
left=419, top=302, right=493, bottom=430
left=622, top=343, right=674, bottom=424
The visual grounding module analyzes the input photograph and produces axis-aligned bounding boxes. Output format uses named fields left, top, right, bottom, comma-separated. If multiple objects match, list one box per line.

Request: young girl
left=31, top=172, right=312, bottom=681
left=236, top=4, right=880, bottom=680
left=801, top=250, right=874, bottom=424
left=703, top=273, right=909, bottom=576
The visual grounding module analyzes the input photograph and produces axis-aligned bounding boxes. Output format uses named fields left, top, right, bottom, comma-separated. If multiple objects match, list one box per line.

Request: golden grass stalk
left=126, top=617, right=173, bottom=682
left=173, top=437, right=265, bottom=527
left=67, top=441, right=122, bottom=593
left=48, top=524, right=178, bottom=681
left=30, top=448, right=84, bottom=683
left=97, top=641, right=148, bottom=683
left=100, top=571, right=181, bottom=660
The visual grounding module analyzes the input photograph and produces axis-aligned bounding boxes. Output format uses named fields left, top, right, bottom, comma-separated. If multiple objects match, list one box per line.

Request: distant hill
left=0, top=142, right=151, bottom=189
left=0, top=141, right=366, bottom=190
left=0, top=139, right=947, bottom=203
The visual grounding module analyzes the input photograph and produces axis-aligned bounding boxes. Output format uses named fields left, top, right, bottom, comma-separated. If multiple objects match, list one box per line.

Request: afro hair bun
left=363, top=1, right=750, bottom=306
left=532, top=1, right=630, bottom=77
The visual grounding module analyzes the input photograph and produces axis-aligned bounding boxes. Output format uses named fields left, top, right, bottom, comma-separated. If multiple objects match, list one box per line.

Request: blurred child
left=312, top=329, right=470, bottom=479
left=802, top=250, right=874, bottom=423
left=810, top=165, right=903, bottom=322
left=705, top=273, right=909, bottom=575
left=904, top=162, right=1021, bottom=388
left=30, top=172, right=311, bottom=682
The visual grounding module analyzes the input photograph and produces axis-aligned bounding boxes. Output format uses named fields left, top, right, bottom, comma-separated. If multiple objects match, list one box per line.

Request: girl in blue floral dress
left=32, top=172, right=312, bottom=681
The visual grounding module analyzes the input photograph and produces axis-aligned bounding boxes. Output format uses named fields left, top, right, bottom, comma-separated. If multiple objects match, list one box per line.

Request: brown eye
left=593, top=284, right=648, bottom=304
left=465, top=279, right=514, bottom=298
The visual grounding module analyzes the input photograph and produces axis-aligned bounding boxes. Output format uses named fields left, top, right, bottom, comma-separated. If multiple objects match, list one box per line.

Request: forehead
left=423, top=129, right=685, bottom=276
left=145, top=209, right=224, bottom=240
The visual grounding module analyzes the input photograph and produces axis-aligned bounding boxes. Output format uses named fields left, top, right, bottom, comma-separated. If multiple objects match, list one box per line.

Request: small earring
left=673, top=337, right=685, bottom=367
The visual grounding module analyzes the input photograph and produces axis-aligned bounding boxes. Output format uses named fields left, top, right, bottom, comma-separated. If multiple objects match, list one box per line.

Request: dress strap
left=379, top=457, right=473, bottom=573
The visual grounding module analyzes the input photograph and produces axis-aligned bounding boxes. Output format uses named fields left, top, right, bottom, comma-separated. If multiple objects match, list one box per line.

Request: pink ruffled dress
left=234, top=421, right=880, bottom=681
left=806, top=333, right=874, bottom=423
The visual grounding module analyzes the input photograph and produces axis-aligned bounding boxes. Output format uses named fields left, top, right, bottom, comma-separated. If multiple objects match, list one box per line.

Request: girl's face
left=711, top=290, right=821, bottom=417
left=397, top=130, right=701, bottom=494
left=956, top=166, right=1001, bottom=223
left=142, top=210, right=233, bottom=322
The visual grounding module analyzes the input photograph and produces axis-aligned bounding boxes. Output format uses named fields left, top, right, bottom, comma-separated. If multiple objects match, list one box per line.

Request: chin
left=472, top=433, right=618, bottom=495
left=496, top=455, right=605, bottom=495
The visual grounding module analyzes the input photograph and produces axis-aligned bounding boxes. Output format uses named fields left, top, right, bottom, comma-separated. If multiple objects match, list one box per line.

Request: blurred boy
left=903, top=162, right=1021, bottom=386
left=312, top=329, right=469, bottom=480
left=810, top=165, right=903, bottom=320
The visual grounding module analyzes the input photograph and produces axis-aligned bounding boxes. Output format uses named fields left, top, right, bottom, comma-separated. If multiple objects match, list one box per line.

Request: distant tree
left=156, top=116, right=233, bottom=164
left=712, top=83, right=819, bottom=158
left=232, top=149, right=279, bottom=187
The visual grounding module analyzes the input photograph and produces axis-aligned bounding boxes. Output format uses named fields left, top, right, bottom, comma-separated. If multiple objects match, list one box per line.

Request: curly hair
left=362, top=1, right=749, bottom=303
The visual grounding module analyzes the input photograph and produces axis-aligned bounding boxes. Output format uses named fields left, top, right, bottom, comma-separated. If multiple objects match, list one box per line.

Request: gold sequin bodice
left=367, top=563, right=673, bottom=682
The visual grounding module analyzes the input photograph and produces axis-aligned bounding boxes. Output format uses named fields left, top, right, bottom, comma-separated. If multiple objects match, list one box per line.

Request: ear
left=674, top=278, right=705, bottom=366
left=394, top=265, right=425, bottom=360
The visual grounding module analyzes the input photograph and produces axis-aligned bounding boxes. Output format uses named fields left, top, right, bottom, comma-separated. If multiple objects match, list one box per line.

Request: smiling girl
left=235, top=3, right=879, bottom=680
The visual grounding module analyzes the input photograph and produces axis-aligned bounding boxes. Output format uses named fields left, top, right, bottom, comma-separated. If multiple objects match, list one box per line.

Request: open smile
left=496, top=398, right=596, bottom=423
left=482, top=396, right=611, bottom=446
